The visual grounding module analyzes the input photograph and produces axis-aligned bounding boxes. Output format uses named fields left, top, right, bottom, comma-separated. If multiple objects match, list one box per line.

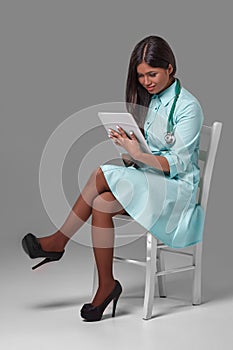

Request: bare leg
left=91, top=192, right=126, bottom=306
left=39, top=167, right=115, bottom=252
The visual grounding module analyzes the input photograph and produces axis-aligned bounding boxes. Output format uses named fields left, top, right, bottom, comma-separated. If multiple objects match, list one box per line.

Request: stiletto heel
left=80, top=280, right=122, bottom=322
left=32, top=258, right=55, bottom=270
left=112, top=295, right=120, bottom=317
left=22, top=233, right=64, bottom=270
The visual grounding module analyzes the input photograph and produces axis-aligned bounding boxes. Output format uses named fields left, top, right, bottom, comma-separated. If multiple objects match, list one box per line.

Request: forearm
left=133, top=152, right=170, bottom=174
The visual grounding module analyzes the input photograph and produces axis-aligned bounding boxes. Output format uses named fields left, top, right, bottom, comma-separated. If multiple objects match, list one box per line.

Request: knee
left=92, top=192, right=118, bottom=215
left=91, top=167, right=103, bottom=180
left=88, top=167, right=104, bottom=186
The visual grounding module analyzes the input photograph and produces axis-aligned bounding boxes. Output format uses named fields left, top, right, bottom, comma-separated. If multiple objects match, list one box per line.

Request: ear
left=167, top=64, right=173, bottom=75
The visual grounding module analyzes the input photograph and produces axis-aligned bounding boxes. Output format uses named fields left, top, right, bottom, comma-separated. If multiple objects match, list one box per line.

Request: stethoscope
left=164, top=78, right=181, bottom=145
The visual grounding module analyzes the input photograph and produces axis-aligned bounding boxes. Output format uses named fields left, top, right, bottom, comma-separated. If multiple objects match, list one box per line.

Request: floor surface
left=2, top=235, right=233, bottom=350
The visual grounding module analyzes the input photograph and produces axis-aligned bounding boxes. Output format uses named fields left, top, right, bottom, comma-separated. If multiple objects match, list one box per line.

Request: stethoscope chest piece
left=164, top=132, right=176, bottom=145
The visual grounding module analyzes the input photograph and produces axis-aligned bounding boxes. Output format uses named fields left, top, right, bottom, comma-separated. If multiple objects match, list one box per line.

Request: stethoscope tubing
left=164, top=78, right=181, bottom=145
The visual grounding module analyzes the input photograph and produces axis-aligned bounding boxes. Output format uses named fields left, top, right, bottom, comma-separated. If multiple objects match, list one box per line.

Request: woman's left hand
left=108, top=126, right=142, bottom=159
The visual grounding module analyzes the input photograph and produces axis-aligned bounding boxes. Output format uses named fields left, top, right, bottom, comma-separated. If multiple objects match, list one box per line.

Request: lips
left=146, top=85, right=155, bottom=91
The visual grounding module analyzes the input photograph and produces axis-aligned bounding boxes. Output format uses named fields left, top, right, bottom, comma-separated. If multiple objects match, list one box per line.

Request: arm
left=161, top=102, right=204, bottom=178
left=133, top=152, right=170, bottom=174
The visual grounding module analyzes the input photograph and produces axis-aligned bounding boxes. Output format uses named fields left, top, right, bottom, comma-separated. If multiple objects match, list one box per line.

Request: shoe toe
left=22, top=233, right=41, bottom=258
left=80, top=303, right=95, bottom=318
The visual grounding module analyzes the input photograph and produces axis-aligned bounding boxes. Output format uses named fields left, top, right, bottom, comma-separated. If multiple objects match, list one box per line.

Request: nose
left=144, top=75, right=151, bottom=86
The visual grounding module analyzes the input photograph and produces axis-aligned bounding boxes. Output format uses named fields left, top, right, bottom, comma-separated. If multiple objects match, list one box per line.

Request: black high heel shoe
left=22, top=233, right=64, bottom=270
left=80, top=280, right=122, bottom=322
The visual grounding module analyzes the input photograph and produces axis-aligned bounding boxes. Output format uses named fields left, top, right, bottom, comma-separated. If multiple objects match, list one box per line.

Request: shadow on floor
left=28, top=296, right=87, bottom=310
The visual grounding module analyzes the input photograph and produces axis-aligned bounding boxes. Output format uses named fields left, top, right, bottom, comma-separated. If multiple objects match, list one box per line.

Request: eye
left=137, top=73, right=143, bottom=79
left=148, top=72, right=157, bottom=77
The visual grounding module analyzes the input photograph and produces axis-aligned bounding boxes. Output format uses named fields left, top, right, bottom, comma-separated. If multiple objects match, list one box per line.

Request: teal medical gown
left=100, top=80, right=205, bottom=248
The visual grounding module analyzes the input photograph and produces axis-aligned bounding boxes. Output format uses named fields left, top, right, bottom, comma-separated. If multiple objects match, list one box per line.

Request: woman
left=22, top=35, right=204, bottom=322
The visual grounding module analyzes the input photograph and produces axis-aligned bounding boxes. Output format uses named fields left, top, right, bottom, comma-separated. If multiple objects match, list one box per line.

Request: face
left=137, top=61, right=174, bottom=95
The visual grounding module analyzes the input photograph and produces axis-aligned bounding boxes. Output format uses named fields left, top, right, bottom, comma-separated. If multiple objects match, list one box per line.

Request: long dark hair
left=125, top=36, right=177, bottom=127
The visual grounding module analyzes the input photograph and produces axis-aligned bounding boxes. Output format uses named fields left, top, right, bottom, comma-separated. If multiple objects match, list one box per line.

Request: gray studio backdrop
left=1, top=0, right=232, bottom=297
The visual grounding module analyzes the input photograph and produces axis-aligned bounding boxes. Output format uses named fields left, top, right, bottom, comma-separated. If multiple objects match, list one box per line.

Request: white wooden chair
left=92, top=121, right=222, bottom=319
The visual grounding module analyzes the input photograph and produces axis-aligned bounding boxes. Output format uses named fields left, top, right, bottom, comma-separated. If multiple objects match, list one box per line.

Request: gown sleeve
left=162, top=101, right=204, bottom=179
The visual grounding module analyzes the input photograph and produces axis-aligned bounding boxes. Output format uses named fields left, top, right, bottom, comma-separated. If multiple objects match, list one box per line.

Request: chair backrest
left=198, top=121, right=222, bottom=213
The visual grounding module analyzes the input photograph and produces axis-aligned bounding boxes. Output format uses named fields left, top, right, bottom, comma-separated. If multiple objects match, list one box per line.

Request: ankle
left=52, top=231, right=70, bottom=247
left=38, top=232, right=68, bottom=252
left=98, top=278, right=116, bottom=289
left=91, top=280, right=116, bottom=307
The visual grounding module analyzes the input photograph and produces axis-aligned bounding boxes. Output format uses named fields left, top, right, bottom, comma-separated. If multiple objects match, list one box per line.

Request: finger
left=108, top=129, right=120, bottom=138
left=109, top=134, right=118, bottom=141
left=116, top=125, right=128, bottom=138
left=108, top=133, right=121, bottom=145
left=129, top=131, right=137, bottom=140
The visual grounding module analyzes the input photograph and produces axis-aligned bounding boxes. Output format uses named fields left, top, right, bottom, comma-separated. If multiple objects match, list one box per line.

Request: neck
left=158, top=77, right=176, bottom=95
left=167, top=77, right=176, bottom=89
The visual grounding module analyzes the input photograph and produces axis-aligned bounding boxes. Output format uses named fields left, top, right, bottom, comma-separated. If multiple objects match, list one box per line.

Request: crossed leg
left=38, top=167, right=126, bottom=306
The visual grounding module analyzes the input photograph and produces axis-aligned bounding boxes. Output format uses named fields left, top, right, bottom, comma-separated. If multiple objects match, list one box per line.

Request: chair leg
left=143, top=233, right=158, bottom=320
left=157, top=249, right=167, bottom=298
left=192, top=242, right=203, bottom=305
left=92, top=263, right=98, bottom=298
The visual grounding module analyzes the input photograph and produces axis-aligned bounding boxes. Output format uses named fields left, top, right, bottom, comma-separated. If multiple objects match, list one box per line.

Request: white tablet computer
left=98, top=112, right=152, bottom=155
